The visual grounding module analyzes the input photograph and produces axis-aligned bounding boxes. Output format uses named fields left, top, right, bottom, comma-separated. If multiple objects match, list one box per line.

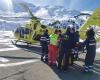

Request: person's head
left=70, top=27, right=75, bottom=33
left=66, top=26, right=70, bottom=33
left=58, top=30, right=62, bottom=34
left=76, top=30, right=79, bottom=35
left=45, top=29, right=48, bottom=33
left=86, top=28, right=95, bottom=37
left=54, top=29, right=58, bottom=34
left=44, top=29, right=48, bottom=34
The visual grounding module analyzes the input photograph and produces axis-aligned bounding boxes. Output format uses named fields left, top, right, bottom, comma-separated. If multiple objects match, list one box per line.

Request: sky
left=24, top=0, right=100, bottom=11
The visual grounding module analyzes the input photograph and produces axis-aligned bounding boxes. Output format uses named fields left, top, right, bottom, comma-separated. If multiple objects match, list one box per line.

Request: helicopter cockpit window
left=34, top=23, right=38, bottom=30
left=25, top=28, right=29, bottom=34
left=15, top=28, right=19, bottom=33
left=41, top=25, right=46, bottom=29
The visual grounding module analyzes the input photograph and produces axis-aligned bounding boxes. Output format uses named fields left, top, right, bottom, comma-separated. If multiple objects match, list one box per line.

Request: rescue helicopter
left=14, top=3, right=55, bottom=45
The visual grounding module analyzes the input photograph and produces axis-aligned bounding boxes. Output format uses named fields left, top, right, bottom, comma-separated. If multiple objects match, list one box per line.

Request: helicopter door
left=24, top=28, right=30, bottom=40
left=20, top=27, right=24, bottom=38
left=33, top=23, right=38, bottom=30
left=25, top=28, right=29, bottom=34
left=32, top=23, right=38, bottom=40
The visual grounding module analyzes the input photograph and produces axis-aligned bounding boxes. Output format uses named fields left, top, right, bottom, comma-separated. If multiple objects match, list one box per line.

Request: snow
left=0, top=31, right=14, bottom=39
left=0, top=31, right=16, bottom=47
left=0, top=57, right=9, bottom=62
left=0, top=12, right=30, bottom=31
left=96, top=47, right=100, bottom=53
left=81, top=11, right=93, bottom=15
left=0, top=12, right=29, bottom=18
left=79, top=39, right=84, bottom=42
left=0, top=31, right=20, bottom=52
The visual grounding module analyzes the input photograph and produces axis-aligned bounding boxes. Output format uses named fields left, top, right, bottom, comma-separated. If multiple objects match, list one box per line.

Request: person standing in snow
left=48, top=29, right=59, bottom=66
left=58, top=26, right=79, bottom=71
left=40, top=29, right=49, bottom=62
left=83, top=27, right=96, bottom=73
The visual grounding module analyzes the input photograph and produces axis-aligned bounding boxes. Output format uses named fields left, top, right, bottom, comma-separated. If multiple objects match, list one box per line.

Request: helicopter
left=14, top=3, right=56, bottom=45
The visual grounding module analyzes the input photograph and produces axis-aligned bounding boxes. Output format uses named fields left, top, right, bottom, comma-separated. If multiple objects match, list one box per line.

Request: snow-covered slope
left=0, top=0, right=92, bottom=31
left=0, top=0, right=91, bottom=20
left=0, top=31, right=14, bottom=39
left=34, top=6, right=80, bottom=18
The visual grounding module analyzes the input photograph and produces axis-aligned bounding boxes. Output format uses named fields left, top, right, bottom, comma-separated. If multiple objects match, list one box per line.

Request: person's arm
left=40, top=36, right=43, bottom=46
left=82, top=38, right=89, bottom=49
left=84, top=38, right=88, bottom=45
left=46, top=35, right=50, bottom=45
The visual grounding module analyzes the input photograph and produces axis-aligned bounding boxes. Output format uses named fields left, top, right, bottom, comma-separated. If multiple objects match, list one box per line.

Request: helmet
left=86, top=27, right=95, bottom=37
left=66, top=26, right=75, bottom=33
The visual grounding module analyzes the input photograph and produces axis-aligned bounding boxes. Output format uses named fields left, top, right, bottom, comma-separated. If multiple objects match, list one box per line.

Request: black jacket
left=40, top=32, right=49, bottom=46
left=61, top=32, right=78, bottom=49
left=84, top=37, right=96, bottom=49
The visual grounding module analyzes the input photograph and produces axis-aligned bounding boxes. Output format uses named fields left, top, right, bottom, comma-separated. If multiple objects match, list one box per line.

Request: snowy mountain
left=0, top=0, right=92, bottom=31
left=34, top=6, right=81, bottom=19
left=0, top=0, right=80, bottom=17
left=0, top=0, right=91, bottom=19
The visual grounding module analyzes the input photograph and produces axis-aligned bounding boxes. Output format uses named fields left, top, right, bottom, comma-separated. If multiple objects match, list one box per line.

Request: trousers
left=48, top=44, right=57, bottom=65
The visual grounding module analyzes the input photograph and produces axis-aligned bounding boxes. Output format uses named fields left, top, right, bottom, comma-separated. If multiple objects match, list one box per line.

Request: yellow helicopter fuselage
left=14, top=19, right=54, bottom=44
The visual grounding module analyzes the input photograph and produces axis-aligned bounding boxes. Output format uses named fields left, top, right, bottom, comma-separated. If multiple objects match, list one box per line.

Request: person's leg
left=41, top=45, right=45, bottom=61
left=63, top=49, right=70, bottom=70
left=52, top=45, right=57, bottom=65
left=88, top=48, right=96, bottom=72
left=83, top=66, right=89, bottom=72
left=71, top=50, right=74, bottom=65
left=48, top=45, right=52, bottom=65
left=88, top=66, right=93, bottom=72
left=44, top=45, right=48, bottom=62
left=58, top=48, right=64, bottom=70
left=84, top=49, right=90, bottom=72
left=85, top=50, right=90, bottom=66
left=87, top=55, right=94, bottom=72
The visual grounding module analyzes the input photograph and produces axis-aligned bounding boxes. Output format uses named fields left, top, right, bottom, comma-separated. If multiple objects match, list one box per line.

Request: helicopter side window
left=20, top=28, right=24, bottom=38
left=21, top=29, right=24, bottom=34
left=41, top=25, right=46, bottom=29
left=25, top=28, right=30, bottom=34
left=34, top=23, right=38, bottom=30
